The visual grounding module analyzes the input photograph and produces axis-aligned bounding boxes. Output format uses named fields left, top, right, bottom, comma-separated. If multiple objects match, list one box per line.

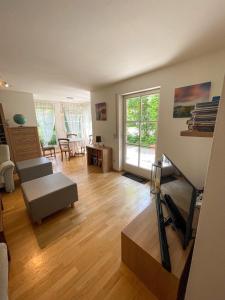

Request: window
left=63, top=103, right=92, bottom=143
left=35, top=102, right=56, bottom=145
left=63, top=103, right=82, bottom=136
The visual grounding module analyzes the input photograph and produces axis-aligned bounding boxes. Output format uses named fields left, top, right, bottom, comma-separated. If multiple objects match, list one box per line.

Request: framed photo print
left=95, top=102, right=107, bottom=121
left=173, top=82, right=211, bottom=118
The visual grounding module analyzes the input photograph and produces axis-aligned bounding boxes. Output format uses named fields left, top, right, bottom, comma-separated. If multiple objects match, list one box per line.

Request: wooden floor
left=2, top=155, right=158, bottom=300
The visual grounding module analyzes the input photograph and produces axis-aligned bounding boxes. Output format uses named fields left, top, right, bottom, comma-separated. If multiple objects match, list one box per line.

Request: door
left=123, top=90, right=160, bottom=178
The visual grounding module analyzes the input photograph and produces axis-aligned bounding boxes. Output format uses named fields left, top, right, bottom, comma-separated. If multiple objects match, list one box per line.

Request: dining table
left=68, top=137, right=85, bottom=156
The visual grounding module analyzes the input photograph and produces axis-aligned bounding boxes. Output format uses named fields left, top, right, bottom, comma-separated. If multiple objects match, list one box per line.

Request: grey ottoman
left=16, top=157, right=53, bottom=183
left=21, top=172, right=78, bottom=224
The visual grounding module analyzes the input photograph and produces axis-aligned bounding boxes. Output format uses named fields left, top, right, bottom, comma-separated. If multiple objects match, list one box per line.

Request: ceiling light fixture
left=0, top=80, right=10, bottom=88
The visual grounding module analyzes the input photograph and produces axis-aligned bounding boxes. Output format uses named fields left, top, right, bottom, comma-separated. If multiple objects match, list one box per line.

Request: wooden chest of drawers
left=7, top=127, right=41, bottom=162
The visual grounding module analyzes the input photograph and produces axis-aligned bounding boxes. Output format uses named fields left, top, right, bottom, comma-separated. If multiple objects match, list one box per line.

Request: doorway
left=123, top=89, right=160, bottom=178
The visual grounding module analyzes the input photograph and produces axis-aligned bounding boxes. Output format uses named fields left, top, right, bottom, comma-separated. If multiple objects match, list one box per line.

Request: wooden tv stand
left=121, top=201, right=193, bottom=300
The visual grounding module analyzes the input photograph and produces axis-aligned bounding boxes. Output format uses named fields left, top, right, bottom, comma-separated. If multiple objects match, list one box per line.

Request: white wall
left=185, top=78, right=225, bottom=300
left=0, top=90, right=37, bottom=126
left=91, top=50, right=225, bottom=188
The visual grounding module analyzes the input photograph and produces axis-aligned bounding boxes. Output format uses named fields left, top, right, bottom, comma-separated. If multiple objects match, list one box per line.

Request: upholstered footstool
left=21, top=172, right=78, bottom=224
left=16, top=157, right=53, bottom=183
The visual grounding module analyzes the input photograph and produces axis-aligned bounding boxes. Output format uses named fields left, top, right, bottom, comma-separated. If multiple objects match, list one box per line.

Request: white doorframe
left=122, top=89, right=160, bottom=179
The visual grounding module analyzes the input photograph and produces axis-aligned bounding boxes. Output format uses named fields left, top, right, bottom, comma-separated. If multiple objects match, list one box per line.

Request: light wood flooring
left=2, top=155, right=157, bottom=300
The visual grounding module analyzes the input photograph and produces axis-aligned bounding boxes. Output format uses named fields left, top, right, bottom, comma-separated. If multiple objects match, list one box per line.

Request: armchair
left=0, top=145, right=15, bottom=192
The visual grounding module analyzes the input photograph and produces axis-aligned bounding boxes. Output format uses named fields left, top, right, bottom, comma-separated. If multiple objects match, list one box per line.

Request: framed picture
left=173, top=82, right=211, bottom=118
left=95, top=102, right=107, bottom=120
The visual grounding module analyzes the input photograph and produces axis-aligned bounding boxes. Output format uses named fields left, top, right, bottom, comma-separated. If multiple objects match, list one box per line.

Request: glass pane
left=125, top=145, right=139, bottom=166
left=126, top=97, right=141, bottom=121
left=126, top=122, right=140, bottom=145
left=141, top=94, right=160, bottom=122
left=140, top=122, right=157, bottom=147
left=140, top=147, right=155, bottom=170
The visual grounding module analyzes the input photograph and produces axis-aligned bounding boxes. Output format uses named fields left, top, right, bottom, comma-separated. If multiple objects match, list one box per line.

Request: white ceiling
left=0, top=0, right=225, bottom=102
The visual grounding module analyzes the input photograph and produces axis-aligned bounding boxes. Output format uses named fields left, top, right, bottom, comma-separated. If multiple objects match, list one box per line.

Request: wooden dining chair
left=67, top=133, right=77, bottom=139
left=58, top=138, right=73, bottom=161
left=89, top=135, right=93, bottom=145
left=40, top=141, right=56, bottom=158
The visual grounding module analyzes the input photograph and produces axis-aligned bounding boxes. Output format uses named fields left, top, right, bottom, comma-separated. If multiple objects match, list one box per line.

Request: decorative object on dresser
left=13, top=113, right=27, bottom=126
left=21, top=172, right=78, bottom=224
left=0, top=145, right=15, bottom=192
left=7, top=126, right=41, bottom=162
left=86, top=145, right=112, bottom=173
left=16, top=157, right=53, bottom=183
left=0, top=103, right=9, bottom=145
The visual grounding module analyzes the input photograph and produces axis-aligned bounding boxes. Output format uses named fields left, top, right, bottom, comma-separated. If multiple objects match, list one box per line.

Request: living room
left=0, top=1, right=225, bottom=300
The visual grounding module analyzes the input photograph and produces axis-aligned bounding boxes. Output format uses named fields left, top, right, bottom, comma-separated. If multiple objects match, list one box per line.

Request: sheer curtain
left=63, top=103, right=92, bottom=145
left=81, top=103, right=92, bottom=144
left=63, top=103, right=82, bottom=135
left=35, top=102, right=56, bottom=145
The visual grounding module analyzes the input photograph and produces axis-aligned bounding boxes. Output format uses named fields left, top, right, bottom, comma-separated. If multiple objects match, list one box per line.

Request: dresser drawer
left=7, top=127, right=41, bottom=162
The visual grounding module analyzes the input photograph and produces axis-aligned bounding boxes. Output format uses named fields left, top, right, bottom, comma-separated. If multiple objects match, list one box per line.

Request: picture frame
left=95, top=102, right=107, bottom=121
left=173, top=82, right=211, bottom=118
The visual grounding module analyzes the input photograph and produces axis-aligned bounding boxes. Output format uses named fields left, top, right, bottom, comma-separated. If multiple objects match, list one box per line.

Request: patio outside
left=125, top=145, right=156, bottom=170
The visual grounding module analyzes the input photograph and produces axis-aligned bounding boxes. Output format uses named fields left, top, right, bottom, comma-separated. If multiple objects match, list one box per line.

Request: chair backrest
left=58, top=138, right=70, bottom=151
left=0, top=144, right=10, bottom=164
left=89, top=135, right=93, bottom=145
left=40, top=141, right=44, bottom=150
left=67, top=133, right=77, bottom=139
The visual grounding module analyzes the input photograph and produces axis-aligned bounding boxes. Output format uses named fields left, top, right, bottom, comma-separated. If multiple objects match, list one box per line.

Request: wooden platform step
left=121, top=201, right=192, bottom=300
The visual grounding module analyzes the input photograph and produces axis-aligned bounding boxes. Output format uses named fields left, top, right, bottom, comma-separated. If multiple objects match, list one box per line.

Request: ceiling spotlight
left=0, top=80, right=10, bottom=88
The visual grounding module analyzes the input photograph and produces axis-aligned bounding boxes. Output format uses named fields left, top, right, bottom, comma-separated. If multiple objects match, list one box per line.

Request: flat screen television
left=160, top=154, right=200, bottom=249
left=155, top=154, right=201, bottom=271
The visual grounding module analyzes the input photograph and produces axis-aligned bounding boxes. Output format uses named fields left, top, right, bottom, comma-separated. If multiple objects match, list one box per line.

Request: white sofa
left=0, top=145, right=15, bottom=193
left=0, top=243, right=8, bottom=300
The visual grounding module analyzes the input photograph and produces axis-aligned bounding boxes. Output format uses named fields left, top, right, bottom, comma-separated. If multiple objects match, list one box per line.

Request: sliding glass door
left=123, top=90, right=160, bottom=178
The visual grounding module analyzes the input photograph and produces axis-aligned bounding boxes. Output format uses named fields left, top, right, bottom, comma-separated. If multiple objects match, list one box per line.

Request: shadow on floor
left=33, top=207, right=86, bottom=249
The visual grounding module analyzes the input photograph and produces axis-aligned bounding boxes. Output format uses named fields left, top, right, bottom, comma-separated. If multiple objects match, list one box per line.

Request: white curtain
left=63, top=103, right=82, bottom=135
left=35, top=102, right=56, bottom=145
left=63, top=103, right=92, bottom=145
left=81, top=103, right=92, bottom=144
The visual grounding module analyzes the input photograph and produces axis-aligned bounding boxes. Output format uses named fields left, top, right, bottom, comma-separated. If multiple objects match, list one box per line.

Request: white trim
left=122, top=89, right=160, bottom=178
left=123, top=87, right=160, bottom=99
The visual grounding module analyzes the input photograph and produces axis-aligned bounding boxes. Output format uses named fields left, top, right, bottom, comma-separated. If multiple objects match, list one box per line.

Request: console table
left=86, top=145, right=112, bottom=173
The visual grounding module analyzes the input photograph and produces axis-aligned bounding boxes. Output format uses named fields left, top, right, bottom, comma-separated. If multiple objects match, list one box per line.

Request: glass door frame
left=123, top=89, right=160, bottom=179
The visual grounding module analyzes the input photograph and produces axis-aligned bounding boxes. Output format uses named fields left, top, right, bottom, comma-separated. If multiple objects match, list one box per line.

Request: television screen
left=159, top=154, right=199, bottom=248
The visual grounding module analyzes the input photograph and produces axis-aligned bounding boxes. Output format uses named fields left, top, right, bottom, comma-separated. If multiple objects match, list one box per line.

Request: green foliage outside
left=173, top=105, right=194, bottom=118
left=126, top=94, right=159, bottom=147
left=37, top=125, right=57, bottom=145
